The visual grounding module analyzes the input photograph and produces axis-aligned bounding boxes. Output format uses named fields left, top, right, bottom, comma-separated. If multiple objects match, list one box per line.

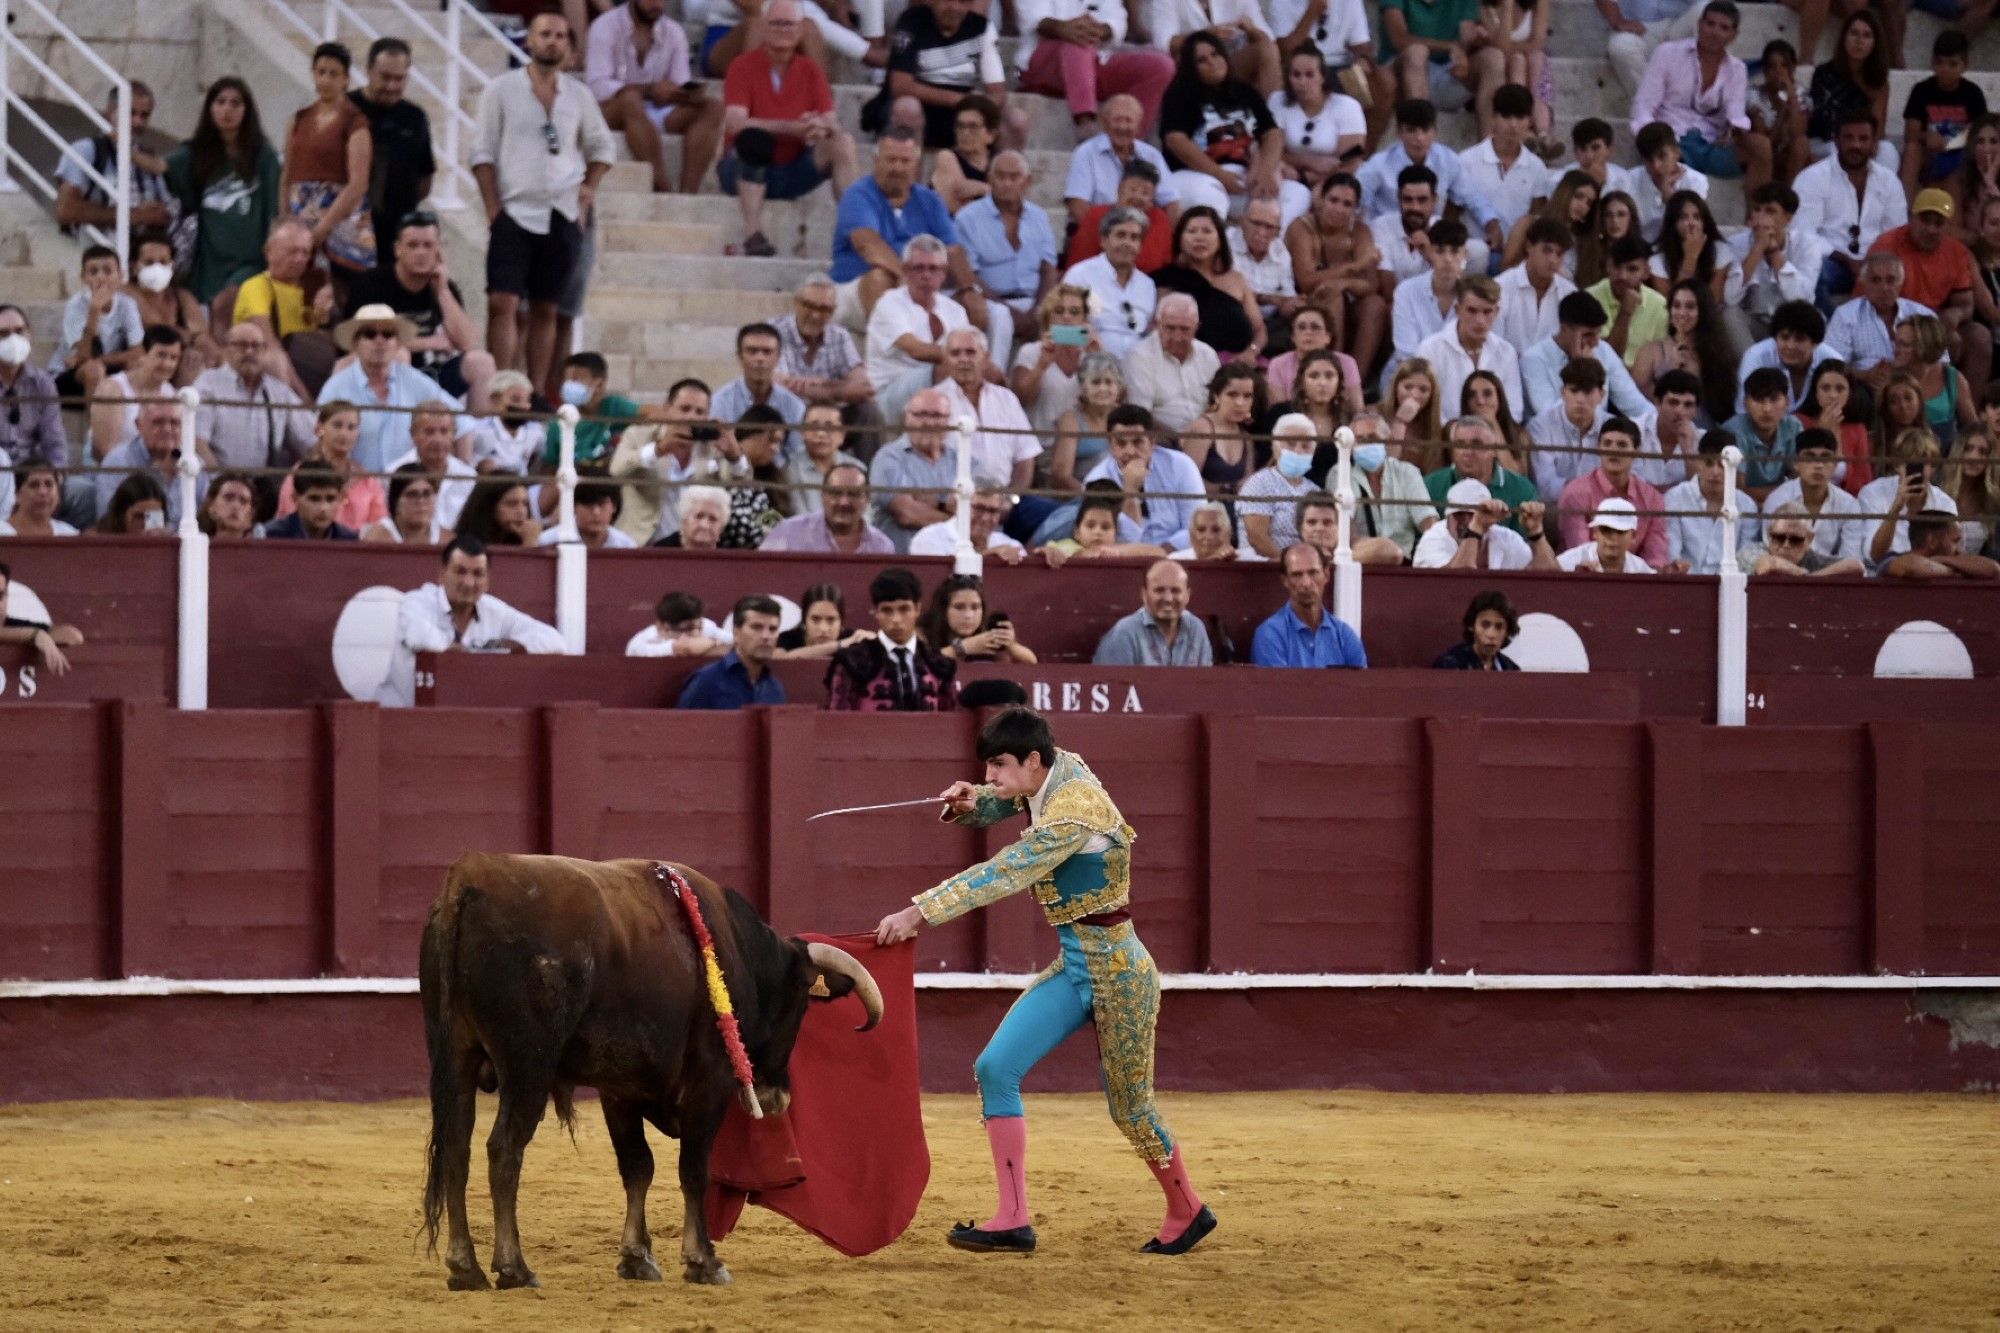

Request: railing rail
left=0, top=0, right=131, bottom=260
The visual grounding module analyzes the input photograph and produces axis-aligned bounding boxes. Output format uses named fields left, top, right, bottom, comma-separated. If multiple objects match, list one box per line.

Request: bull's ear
left=810, top=970, right=859, bottom=1003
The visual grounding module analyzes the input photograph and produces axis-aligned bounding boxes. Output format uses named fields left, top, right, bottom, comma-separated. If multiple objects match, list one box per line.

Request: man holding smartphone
left=585, top=0, right=726, bottom=196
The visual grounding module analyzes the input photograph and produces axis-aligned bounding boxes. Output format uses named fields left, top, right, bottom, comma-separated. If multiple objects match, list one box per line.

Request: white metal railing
left=0, top=0, right=131, bottom=261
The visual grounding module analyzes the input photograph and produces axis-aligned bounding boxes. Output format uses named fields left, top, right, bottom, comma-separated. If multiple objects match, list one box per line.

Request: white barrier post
left=1716, top=444, right=1748, bottom=726
left=553, top=404, right=585, bottom=655
left=174, top=386, right=208, bottom=710
left=1330, top=426, right=1361, bottom=635
left=951, top=416, right=980, bottom=578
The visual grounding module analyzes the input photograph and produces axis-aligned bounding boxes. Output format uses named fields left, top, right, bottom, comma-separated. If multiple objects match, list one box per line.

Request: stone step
left=583, top=286, right=792, bottom=323
left=0, top=266, right=70, bottom=302
left=598, top=219, right=728, bottom=253
left=594, top=251, right=826, bottom=290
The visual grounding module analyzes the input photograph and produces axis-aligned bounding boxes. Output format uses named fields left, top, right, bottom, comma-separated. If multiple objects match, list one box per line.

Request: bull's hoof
left=617, top=1251, right=664, bottom=1282
left=445, top=1264, right=490, bottom=1292
left=683, top=1259, right=732, bottom=1286
left=494, top=1265, right=540, bottom=1290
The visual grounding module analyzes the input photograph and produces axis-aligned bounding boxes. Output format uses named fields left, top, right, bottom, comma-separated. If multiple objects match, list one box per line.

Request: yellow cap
left=1912, top=188, right=1955, bottom=219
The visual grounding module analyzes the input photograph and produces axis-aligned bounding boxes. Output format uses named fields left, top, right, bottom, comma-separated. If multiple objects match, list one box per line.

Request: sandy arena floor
left=0, top=1093, right=1993, bottom=1331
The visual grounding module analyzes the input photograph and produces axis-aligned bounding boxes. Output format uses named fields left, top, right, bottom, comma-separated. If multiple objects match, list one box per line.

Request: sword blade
left=805, top=795, right=941, bottom=822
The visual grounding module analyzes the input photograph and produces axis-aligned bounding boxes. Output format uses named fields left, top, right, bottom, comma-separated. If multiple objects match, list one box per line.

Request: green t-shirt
left=165, top=141, right=282, bottom=303
left=544, top=393, right=639, bottom=466
left=1379, top=0, right=1482, bottom=61
left=1423, top=463, right=1538, bottom=534
left=1584, top=281, right=1669, bottom=367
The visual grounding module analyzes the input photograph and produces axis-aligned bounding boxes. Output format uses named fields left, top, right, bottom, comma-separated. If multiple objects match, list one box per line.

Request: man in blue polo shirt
left=829, top=126, right=981, bottom=332
left=1251, top=543, right=1368, bottom=668
left=677, top=594, right=787, bottom=710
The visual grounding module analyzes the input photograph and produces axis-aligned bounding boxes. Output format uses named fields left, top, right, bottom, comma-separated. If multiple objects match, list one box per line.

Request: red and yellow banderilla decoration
left=656, top=862, right=764, bottom=1119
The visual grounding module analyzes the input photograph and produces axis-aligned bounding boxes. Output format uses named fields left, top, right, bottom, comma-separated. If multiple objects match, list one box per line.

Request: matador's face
left=984, top=753, right=1047, bottom=801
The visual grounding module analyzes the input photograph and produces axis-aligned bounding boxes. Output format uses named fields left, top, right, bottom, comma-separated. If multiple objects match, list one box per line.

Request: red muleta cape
left=703, top=932, right=929, bottom=1257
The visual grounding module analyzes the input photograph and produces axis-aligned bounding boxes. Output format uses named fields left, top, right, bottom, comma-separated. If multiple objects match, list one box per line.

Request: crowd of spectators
left=7, top=0, right=2000, bottom=689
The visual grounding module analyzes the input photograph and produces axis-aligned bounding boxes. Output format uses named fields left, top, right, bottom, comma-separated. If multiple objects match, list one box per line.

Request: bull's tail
left=419, top=878, right=476, bottom=1258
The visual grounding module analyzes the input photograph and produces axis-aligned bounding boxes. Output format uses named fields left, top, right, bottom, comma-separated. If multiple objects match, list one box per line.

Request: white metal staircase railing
left=0, top=0, right=132, bottom=260
left=263, top=0, right=521, bottom=210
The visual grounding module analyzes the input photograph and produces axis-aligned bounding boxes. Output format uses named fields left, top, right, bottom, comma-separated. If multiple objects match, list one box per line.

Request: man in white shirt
left=389, top=403, right=479, bottom=530
left=1663, top=432, right=1762, bottom=573
left=909, top=476, right=1029, bottom=558
left=1734, top=300, right=1831, bottom=412
left=1720, top=182, right=1818, bottom=352
left=1458, top=84, right=1553, bottom=234
left=1063, top=95, right=1183, bottom=223
left=1630, top=121, right=1710, bottom=241
left=1792, top=108, right=1908, bottom=313
left=1412, top=474, right=1558, bottom=569
left=1123, top=293, right=1220, bottom=434
left=1227, top=198, right=1301, bottom=323
left=380, top=536, right=564, bottom=707
left=937, top=326, right=1039, bottom=490
left=1063, top=206, right=1158, bottom=357
left=1496, top=217, right=1578, bottom=356
left=1526, top=357, right=1609, bottom=502
left=865, top=234, right=971, bottom=426
left=1367, top=164, right=1491, bottom=285
left=1413, top=275, right=1523, bottom=420
left=1385, top=218, right=1466, bottom=389
left=1553, top=117, right=1636, bottom=201
left=1556, top=497, right=1655, bottom=573
left=1634, top=368, right=1700, bottom=490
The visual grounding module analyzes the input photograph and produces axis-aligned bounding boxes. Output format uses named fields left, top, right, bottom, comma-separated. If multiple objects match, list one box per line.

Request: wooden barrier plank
left=1425, top=718, right=1482, bottom=973
left=762, top=707, right=817, bottom=928
left=1869, top=723, right=1925, bottom=975
left=115, top=699, right=170, bottom=979
left=1647, top=721, right=1703, bottom=975
left=324, top=702, right=382, bottom=976
left=542, top=703, right=602, bottom=858
left=1204, top=714, right=1257, bottom=971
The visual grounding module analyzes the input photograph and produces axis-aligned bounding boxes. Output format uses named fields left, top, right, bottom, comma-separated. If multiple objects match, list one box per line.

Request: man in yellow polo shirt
left=232, top=217, right=339, bottom=397
left=1586, top=234, right=1668, bottom=367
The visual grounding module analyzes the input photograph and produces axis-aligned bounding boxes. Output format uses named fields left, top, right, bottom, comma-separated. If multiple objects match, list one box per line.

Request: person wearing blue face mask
left=539, top=350, right=639, bottom=474
left=1236, top=413, right=1323, bottom=559
left=1343, top=410, right=1436, bottom=562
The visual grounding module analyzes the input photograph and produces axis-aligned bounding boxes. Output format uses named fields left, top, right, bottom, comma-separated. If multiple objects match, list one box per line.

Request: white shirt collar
left=878, top=630, right=917, bottom=655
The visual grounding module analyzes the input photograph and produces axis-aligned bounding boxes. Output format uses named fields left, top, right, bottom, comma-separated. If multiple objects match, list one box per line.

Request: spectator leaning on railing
left=0, top=561, right=85, bottom=678
left=1251, top=541, right=1367, bottom=667
left=1432, top=589, right=1520, bottom=670
left=1094, top=558, right=1214, bottom=666
left=379, top=534, right=564, bottom=708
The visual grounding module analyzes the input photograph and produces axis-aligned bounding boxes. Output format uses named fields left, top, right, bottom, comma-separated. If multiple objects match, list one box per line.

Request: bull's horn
left=805, top=942, right=884, bottom=1032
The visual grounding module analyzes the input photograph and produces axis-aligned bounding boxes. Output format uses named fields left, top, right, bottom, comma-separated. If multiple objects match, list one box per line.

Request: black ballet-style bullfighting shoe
left=947, top=1221, right=1037, bottom=1253
left=1140, top=1205, right=1217, bottom=1255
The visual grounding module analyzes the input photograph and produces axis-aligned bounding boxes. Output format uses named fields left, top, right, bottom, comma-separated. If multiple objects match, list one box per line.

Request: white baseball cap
left=1591, top=497, right=1639, bottom=532
left=1444, top=478, right=1491, bottom=513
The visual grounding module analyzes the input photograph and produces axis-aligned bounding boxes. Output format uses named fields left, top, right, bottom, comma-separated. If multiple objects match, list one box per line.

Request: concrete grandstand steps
left=583, top=286, right=792, bottom=324
left=593, top=251, right=827, bottom=289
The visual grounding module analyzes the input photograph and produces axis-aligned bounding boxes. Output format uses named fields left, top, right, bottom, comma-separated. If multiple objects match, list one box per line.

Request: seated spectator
left=776, top=582, right=869, bottom=658
left=379, top=535, right=563, bottom=707
left=51, top=244, right=144, bottom=403
left=1231, top=198, right=1303, bottom=333
left=910, top=476, right=1028, bottom=559
left=1739, top=500, right=1867, bottom=577
left=1520, top=291, right=1651, bottom=421
left=771, top=280, right=871, bottom=427
left=1632, top=280, right=1735, bottom=423
left=1635, top=368, right=1702, bottom=491
left=607, top=378, right=706, bottom=543
left=362, top=463, right=448, bottom=545
left=1267, top=46, right=1366, bottom=191
left=544, top=352, right=640, bottom=479
left=1796, top=360, right=1872, bottom=494
left=1892, top=312, right=1978, bottom=451
left=1724, top=368, right=1801, bottom=503
left=1414, top=276, right=1522, bottom=421
left=678, top=595, right=787, bottom=710
left=1044, top=481, right=1171, bottom=559
left=1873, top=193, right=1992, bottom=401
left=587, top=0, right=725, bottom=198
left=1794, top=108, right=1908, bottom=313
left=1063, top=95, right=1182, bottom=226
left=87, top=324, right=181, bottom=469
left=1267, top=311, right=1363, bottom=413
left=956, top=152, right=1059, bottom=345
left=707, top=406, right=789, bottom=547
left=275, top=400, right=388, bottom=533
left=1377, top=0, right=1504, bottom=140
left=233, top=219, right=338, bottom=398
left=1424, top=414, right=1540, bottom=534
left=1461, top=368, right=1532, bottom=476
left=1159, top=33, right=1311, bottom=228
left=1048, top=351, right=1127, bottom=497
left=1460, top=84, right=1552, bottom=236
left=715, top=322, right=807, bottom=459
left=93, top=472, right=169, bottom=535
left=1347, top=411, right=1438, bottom=562
left=1554, top=118, right=1634, bottom=212
left=921, top=573, right=1037, bottom=663
left=390, top=402, right=477, bottom=531
left=1067, top=158, right=1176, bottom=273
left=1171, top=499, right=1253, bottom=561
left=265, top=464, right=360, bottom=541
left=1496, top=217, right=1578, bottom=360
left=1289, top=173, right=1388, bottom=371
left=1154, top=205, right=1269, bottom=359
left=1179, top=363, right=1266, bottom=499
left=720, top=1, right=858, bottom=258
left=1082, top=404, right=1206, bottom=548
left=1804, top=10, right=1896, bottom=168
left=1629, top=2, right=1769, bottom=195
left=783, top=401, right=865, bottom=512
left=1503, top=174, right=1593, bottom=275
left=879, top=0, right=1008, bottom=151
left=1629, top=121, right=1710, bottom=243
left=1014, top=1, right=1174, bottom=139
left=0, top=558, right=85, bottom=675
left=1152, top=0, right=1281, bottom=91
left=1860, top=428, right=1959, bottom=562
left=125, top=233, right=216, bottom=385
left=1094, top=558, right=1213, bottom=664
left=1747, top=38, right=1809, bottom=183
left=1013, top=287, right=1102, bottom=447
left=1737, top=299, right=1831, bottom=413
left=937, top=327, right=1038, bottom=490
left=96, top=397, right=204, bottom=528
left=869, top=387, right=961, bottom=551
left=465, top=373, right=543, bottom=478
left=1382, top=219, right=1465, bottom=392
left=866, top=235, right=973, bottom=428
left=55, top=82, right=173, bottom=238
left=1663, top=430, right=1764, bottom=574
left=1881, top=508, right=2000, bottom=579
left=1250, top=542, right=1366, bottom=666
left=1527, top=357, right=1609, bottom=501
left=193, top=324, right=316, bottom=480
left=653, top=483, right=729, bottom=552
left=1413, top=474, right=1557, bottom=568
left=1555, top=496, right=1654, bottom=572
left=1587, top=236, right=1666, bottom=366
left=0, top=304, right=68, bottom=473
left=928, top=95, right=999, bottom=213
left=825, top=566, right=958, bottom=711
left=1942, top=425, right=1996, bottom=555
left=627, top=590, right=731, bottom=657
left=1721, top=184, right=1817, bottom=354
left=1063, top=207, right=1159, bottom=358
left=1124, top=294, right=1220, bottom=435
left=198, top=471, right=261, bottom=539
left=1432, top=589, right=1520, bottom=670
left=830, top=129, right=973, bottom=333
left=321, top=303, right=464, bottom=474
left=1902, top=32, right=1988, bottom=197
left=763, top=461, right=894, bottom=552
left=1, top=461, right=77, bottom=537
left=539, top=476, right=637, bottom=550
left=1359, top=100, right=1501, bottom=256
left=456, top=477, right=545, bottom=549
left=343, top=210, right=495, bottom=411
left=1236, top=411, right=1319, bottom=556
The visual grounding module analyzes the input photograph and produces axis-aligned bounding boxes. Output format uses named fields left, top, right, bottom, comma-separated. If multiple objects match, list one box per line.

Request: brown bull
left=418, top=853, right=883, bottom=1289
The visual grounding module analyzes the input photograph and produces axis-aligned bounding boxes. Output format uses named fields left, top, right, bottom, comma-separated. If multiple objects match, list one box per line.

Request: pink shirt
left=276, top=469, right=389, bottom=534
left=1631, top=38, right=1749, bottom=144
left=1264, top=349, right=1362, bottom=405
left=1556, top=470, right=1669, bottom=566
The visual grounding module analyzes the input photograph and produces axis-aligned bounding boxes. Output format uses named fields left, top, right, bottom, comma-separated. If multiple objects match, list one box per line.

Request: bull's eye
left=809, top=975, right=831, bottom=999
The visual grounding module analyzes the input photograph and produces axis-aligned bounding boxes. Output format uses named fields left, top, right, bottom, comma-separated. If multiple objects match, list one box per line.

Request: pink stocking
left=981, top=1116, right=1030, bottom=1231
left=1144, top=1145, right=1203, bottom=1243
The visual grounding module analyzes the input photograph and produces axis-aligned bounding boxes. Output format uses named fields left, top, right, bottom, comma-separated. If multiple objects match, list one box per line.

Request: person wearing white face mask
left=0, top=305, right=69, bottom=478
left=124, top=234, right=219, bottom=385
left=1234, top=412, right=1320, bottom=558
